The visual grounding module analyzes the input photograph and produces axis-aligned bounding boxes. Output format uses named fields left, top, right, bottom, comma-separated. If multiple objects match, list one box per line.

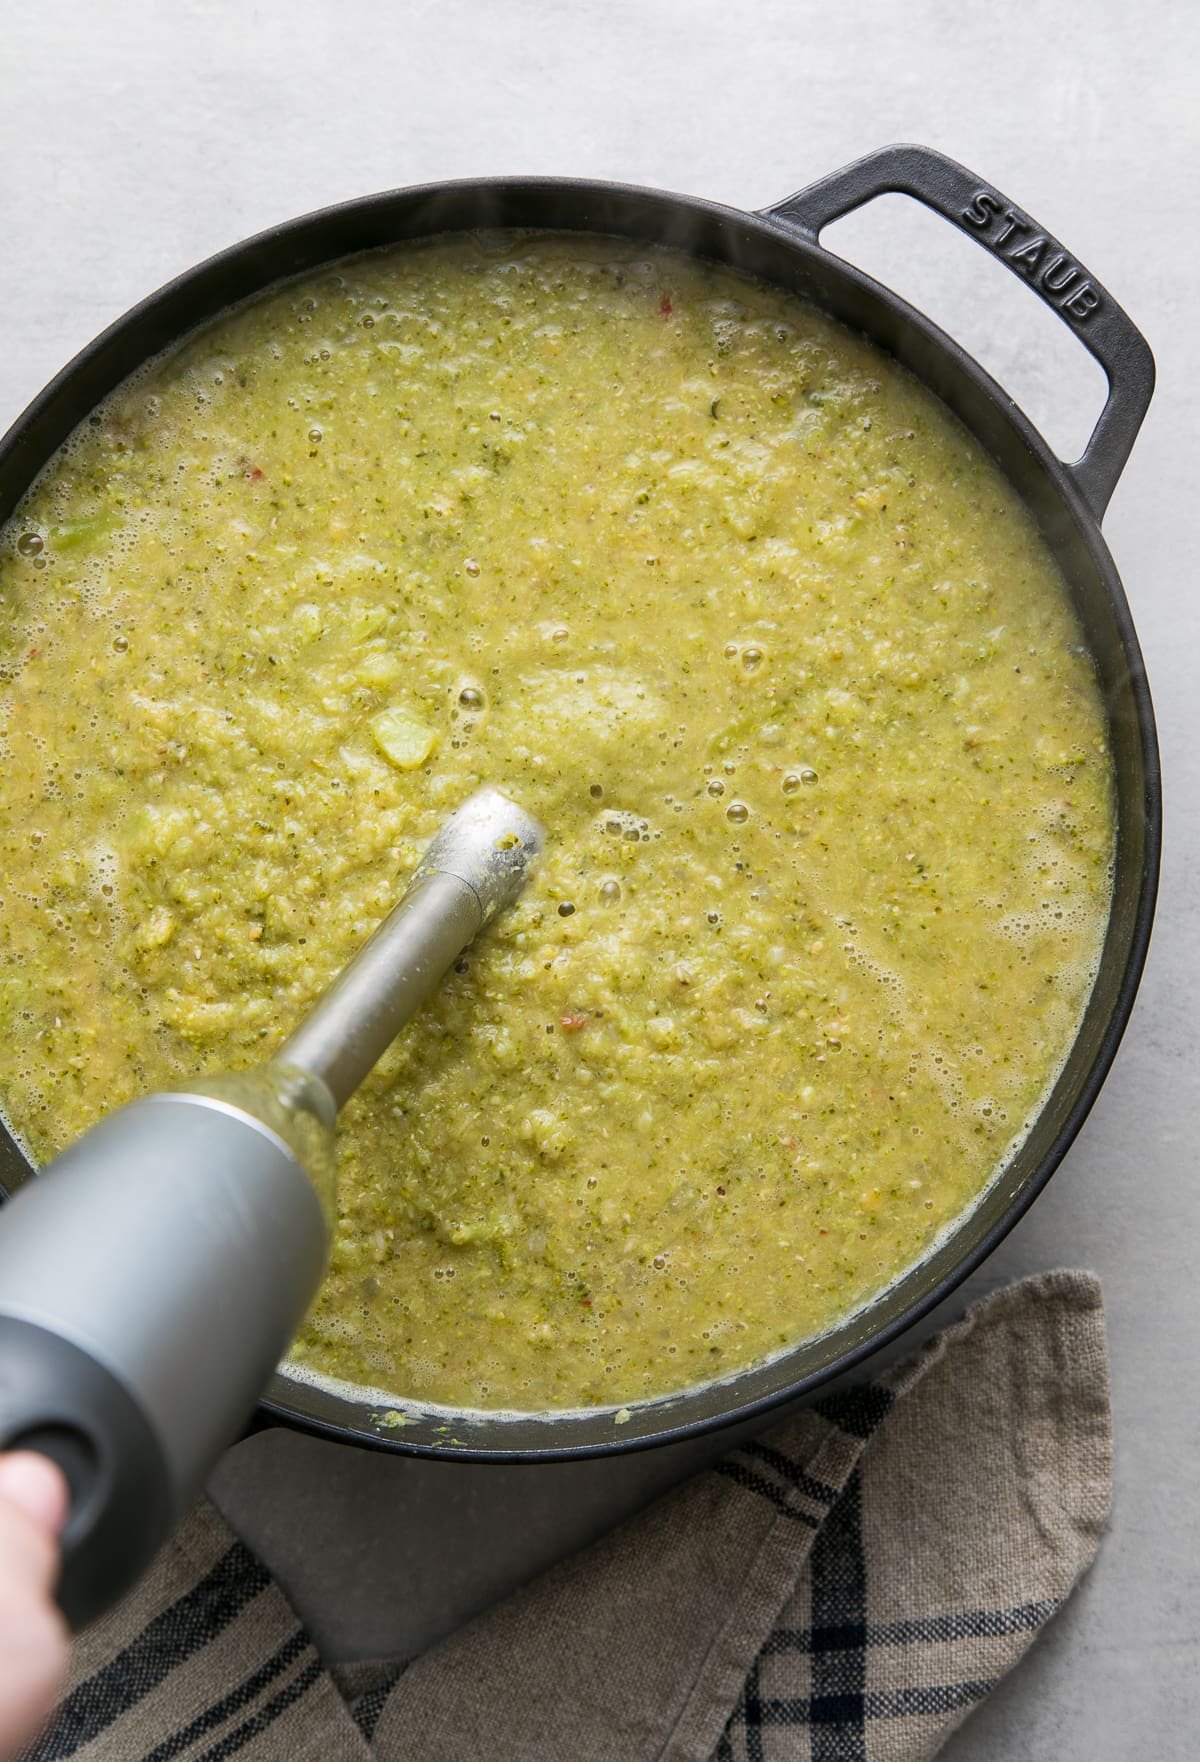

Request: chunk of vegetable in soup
left=0, top=236, right=1113, bottom=1411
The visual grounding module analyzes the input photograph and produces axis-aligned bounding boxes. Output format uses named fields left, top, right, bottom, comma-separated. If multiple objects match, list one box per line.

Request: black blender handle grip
left=760, top=143, right=1155, bottom=521
left=0, top=1317, right=171, bottom=1630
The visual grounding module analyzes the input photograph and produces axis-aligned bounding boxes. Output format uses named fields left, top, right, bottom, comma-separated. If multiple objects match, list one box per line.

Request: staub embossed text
left=963, top=190, right=1101, bottom=322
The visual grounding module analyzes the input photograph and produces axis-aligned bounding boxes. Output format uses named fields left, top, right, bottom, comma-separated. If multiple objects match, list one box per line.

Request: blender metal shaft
left=279, top=786, right=543, bottom=1110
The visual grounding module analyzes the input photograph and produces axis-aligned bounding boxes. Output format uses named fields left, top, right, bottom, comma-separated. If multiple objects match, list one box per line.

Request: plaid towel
left=23, top=1270, right=1110, bottom=1762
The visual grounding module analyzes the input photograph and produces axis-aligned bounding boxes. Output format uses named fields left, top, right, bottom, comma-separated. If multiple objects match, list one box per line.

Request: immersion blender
left=0, top=786, right=543, bottom=1628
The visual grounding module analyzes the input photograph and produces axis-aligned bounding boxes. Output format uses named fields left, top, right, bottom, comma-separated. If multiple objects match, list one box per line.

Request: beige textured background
left=1, top=2, right=1197, bottom=1754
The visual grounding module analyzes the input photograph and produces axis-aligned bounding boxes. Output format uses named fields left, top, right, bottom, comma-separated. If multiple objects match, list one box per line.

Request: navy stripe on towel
left=29, top=1544, right=270, bottom=1762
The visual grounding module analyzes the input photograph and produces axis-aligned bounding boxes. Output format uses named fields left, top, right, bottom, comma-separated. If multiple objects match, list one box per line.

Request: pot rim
left=0, top=158, right=1161, bottom=1462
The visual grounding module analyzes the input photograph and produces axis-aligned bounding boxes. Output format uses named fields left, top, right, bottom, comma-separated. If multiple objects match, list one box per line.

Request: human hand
left=0, top=1454, right=69, bottom=1759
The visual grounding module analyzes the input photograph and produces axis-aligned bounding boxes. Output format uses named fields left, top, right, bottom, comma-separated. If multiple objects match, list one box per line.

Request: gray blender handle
left=0, top=785, right=543, bottom=1629
left=0, top=1095, right=327, bottom=1630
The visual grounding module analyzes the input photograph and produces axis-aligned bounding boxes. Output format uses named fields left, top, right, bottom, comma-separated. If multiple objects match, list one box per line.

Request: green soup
left=0, top=236, right=1113, bottom=1410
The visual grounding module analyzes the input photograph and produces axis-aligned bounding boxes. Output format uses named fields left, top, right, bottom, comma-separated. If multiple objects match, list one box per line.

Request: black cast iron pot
left=0, top=145, right=1160, bottom=1462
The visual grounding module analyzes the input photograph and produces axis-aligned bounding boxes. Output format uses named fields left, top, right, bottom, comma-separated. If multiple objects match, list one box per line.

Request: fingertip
left=0, top=1453, right=70, bottom=1535
left=0, top=1598, right=69, bottom=1756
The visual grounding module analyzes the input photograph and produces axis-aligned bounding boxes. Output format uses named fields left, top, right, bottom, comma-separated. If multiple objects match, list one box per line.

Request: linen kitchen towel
left=21, top=1270, right=1111, bottom=1762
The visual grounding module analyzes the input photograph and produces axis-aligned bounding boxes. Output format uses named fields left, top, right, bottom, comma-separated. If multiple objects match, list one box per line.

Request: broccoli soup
left=0, top=236, right=1113, bottom=1410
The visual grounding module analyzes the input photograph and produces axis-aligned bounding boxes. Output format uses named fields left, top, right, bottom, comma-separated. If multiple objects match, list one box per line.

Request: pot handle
left=760, top=144, right=1154, bottom=521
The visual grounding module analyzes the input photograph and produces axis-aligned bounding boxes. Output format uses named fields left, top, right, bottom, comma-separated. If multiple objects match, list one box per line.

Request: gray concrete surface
left=2, top=1, right=1197, bottom=1753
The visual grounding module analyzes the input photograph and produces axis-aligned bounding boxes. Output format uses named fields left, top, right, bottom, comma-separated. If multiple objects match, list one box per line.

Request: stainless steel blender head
left=280, top=785, right=543, bottom=1111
